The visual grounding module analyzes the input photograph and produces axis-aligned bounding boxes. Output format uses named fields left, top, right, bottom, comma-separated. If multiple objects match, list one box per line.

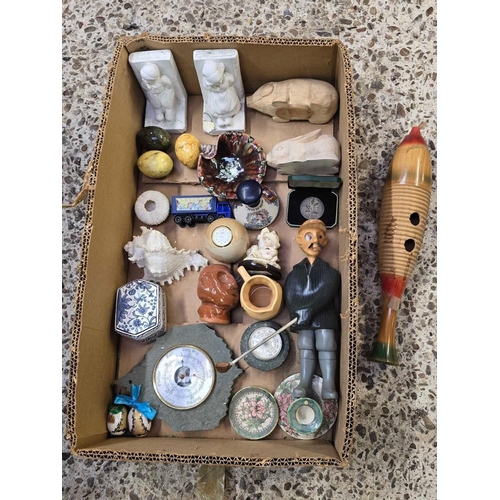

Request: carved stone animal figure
left=246, top=78, right=339, bottom=124
left=266, top=129, right=341, bottom=175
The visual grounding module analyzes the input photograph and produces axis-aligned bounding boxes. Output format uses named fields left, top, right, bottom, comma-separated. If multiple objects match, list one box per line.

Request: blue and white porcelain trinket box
left=114, top=279, right=167, bottom=343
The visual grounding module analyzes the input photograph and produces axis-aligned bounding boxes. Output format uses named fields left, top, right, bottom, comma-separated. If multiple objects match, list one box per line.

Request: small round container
left=232, top=182, right=280, bottom=230
left=287, top=398, right=323, bottom=435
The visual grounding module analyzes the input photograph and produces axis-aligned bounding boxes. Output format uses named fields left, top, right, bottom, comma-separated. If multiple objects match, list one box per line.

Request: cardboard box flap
left=78, top=437, right=344, bottom=467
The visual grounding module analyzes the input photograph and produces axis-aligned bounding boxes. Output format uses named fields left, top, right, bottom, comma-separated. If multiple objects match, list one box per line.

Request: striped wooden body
left=369, top=127, right=432, bottom=365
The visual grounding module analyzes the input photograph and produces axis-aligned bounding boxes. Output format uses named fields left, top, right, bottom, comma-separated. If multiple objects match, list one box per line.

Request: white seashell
left=134, top=190, right=170, bottom=225
left=107, top=404, right=128, bottom=436
left=124, top=227, right=209, bottom=286
left=127, top=407, right=152, bottom=437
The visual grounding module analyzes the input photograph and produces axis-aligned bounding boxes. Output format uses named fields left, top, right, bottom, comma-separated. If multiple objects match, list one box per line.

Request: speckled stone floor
left=62, top=1, right=437, bottom=498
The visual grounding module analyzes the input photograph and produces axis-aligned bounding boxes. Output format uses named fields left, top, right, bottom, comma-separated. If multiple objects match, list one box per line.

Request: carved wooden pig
left=266, top=129, right=341, bottom=175
left=246, top=78, right=339, bottom=124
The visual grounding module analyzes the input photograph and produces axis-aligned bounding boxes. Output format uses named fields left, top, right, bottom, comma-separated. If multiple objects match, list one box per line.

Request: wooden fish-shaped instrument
left=368, top=126, right=432, bottom=365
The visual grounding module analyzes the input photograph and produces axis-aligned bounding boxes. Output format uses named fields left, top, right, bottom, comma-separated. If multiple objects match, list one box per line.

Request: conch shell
left=124, top=227, right=208, bottom=285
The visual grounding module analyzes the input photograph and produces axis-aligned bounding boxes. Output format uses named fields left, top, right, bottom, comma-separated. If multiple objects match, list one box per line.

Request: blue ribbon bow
left=114, top=384, right=157, bottom=421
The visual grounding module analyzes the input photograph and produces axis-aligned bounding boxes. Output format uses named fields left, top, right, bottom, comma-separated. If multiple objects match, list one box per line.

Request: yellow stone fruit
left=175, top=133, right=201, bottom=169
left=137, top=150, right=174, bottom=178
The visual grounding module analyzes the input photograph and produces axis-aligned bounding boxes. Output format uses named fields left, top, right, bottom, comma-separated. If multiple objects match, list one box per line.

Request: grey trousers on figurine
left=294, top=329, right=338, bottom=400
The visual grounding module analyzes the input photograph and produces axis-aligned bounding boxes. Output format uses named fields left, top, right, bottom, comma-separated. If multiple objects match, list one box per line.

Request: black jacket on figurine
left=284, top=257, right=341, bottom=333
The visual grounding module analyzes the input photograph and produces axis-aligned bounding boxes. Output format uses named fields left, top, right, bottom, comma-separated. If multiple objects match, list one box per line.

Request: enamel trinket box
left=114, top=279, right=167, bottom=343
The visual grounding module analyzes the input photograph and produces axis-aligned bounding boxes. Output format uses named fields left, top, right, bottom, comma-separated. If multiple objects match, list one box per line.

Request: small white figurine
left=129, top=50, right=188, bottom=133
left=193, top=49, right=245, bottom=135
left=139, top=63, right=175, bottom=123
left=266, top=129, right=341, bottom=175
left=244, top=228, right=281, bottom=269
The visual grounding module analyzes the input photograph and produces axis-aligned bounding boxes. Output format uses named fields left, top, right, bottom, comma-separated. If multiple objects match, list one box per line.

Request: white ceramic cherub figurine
left=140, top=62, right=176, bottom=123
left=202, top=60, right=241, bottom=128
left=244, top=228, right=281, bottom=269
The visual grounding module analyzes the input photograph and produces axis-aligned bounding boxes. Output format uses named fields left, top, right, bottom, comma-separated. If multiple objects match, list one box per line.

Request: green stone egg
left=136, top=126, right=172, bottom=155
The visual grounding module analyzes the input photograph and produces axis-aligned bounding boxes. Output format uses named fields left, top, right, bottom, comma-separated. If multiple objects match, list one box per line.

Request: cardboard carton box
left=66, top=34, right=358, bottom=467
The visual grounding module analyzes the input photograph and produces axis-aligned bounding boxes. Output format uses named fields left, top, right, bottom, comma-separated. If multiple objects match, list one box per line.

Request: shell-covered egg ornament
left=127, top=408, right=152, bottom=437
left=112, top=384, right=157, bottom=438
left=124, top=226, right=208, bottom=285
left=106, top=404, right=128, bottom=436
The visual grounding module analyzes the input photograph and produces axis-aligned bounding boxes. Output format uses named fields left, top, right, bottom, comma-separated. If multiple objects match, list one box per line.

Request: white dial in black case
left=240, top=321, right=290, bottom=371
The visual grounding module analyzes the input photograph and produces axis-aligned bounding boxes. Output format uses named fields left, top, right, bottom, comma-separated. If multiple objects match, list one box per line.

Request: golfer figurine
left=284, top=219, right=341, bottom=400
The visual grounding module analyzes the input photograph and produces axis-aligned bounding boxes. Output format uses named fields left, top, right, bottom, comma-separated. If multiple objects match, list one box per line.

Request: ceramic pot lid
left=232, top=185, right=280, bottom=230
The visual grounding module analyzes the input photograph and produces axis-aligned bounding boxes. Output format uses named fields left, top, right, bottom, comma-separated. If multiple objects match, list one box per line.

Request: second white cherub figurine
left=202, top=60, right=240, bottom=128
left=194, top=49, right=245, bottom=135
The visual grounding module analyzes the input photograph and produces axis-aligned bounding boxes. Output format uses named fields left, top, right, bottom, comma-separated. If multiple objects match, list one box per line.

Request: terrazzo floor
left=62, top=0, right=438, bottom=498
